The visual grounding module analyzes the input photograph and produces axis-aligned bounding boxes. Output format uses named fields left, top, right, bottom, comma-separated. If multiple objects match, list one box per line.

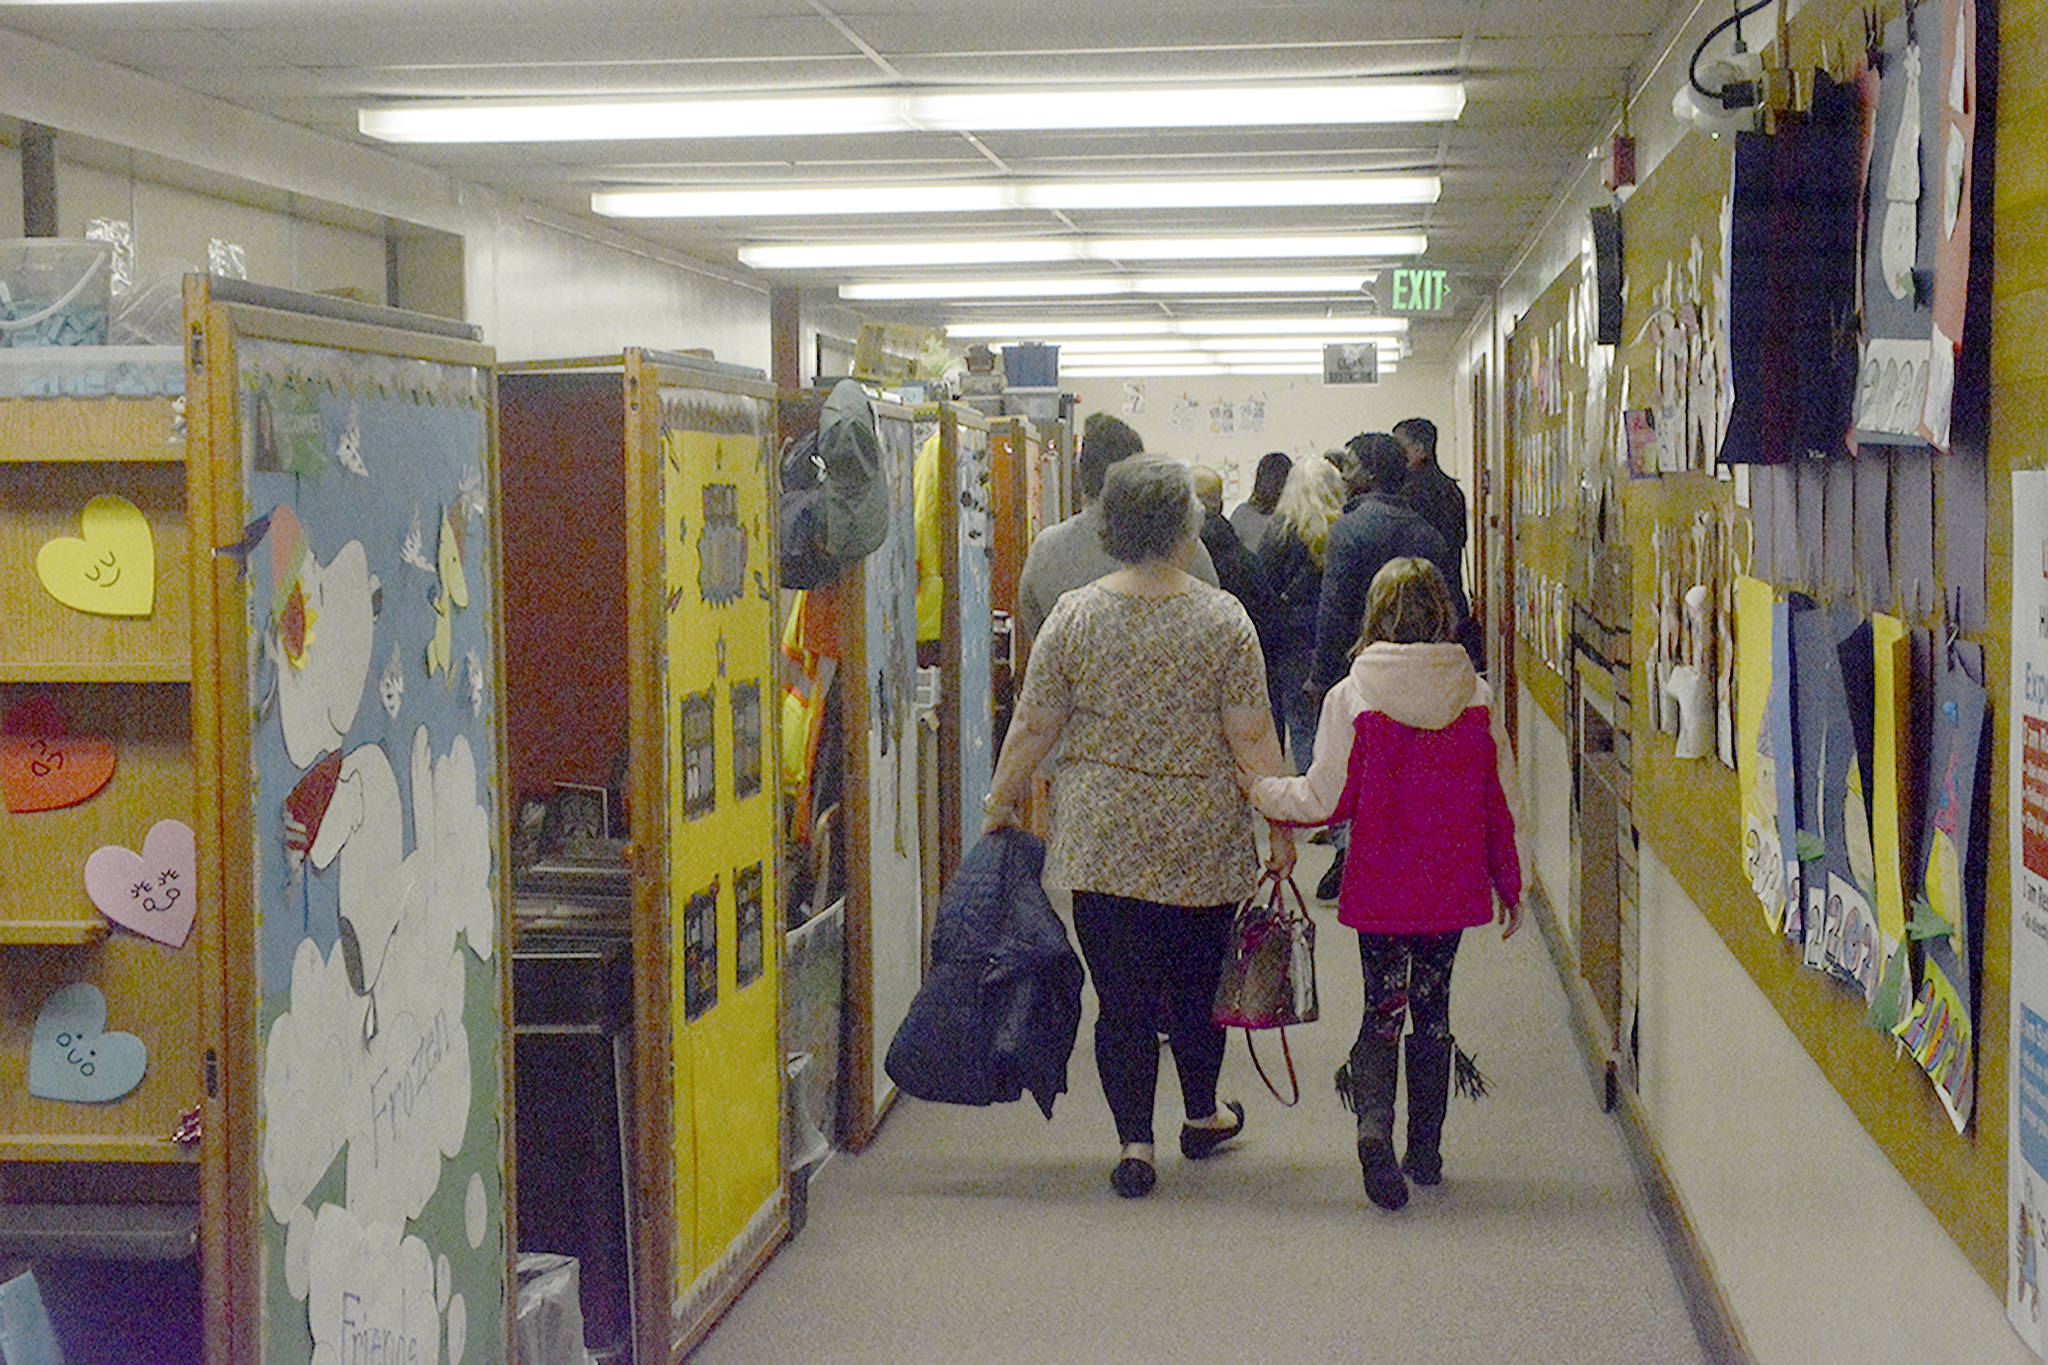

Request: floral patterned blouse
left=1020, top=580, right=1268, bottom=907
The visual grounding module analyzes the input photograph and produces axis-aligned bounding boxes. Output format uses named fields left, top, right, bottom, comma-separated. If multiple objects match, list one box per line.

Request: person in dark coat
left=1308, top=433, right=1470, bottom=899
left=1392, top=417, right=1467, bottom=602
left=1312, top=434, right=1469, bottom=698
left=884, top=827, right=1083, bottom=1118
left=1192, top=465, right=1278, bottom=658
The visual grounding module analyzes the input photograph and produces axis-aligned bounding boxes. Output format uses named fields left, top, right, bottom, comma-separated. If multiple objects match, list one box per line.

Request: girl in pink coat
left=1246, top=557, right=1525, bottom=1210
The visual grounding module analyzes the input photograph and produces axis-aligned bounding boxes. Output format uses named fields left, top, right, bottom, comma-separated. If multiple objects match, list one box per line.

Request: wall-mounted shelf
left=0, top=919, right=110, bottom=946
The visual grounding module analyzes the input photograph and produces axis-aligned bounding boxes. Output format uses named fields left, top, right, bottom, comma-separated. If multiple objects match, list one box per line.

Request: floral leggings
left=1355, top=930, right=1463, bottom=1045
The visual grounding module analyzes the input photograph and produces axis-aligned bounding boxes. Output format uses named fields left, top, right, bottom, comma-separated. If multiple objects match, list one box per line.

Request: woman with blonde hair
left=1259, top=454, right=1348, bottom=768
left=1243, top=556, right=1524, bottom=1211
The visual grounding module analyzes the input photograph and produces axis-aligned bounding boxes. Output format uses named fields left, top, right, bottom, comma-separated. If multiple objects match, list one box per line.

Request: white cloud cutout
left=268, top=521, right=376, bottom=771
left=305, top=1205, right=441, bottom=1365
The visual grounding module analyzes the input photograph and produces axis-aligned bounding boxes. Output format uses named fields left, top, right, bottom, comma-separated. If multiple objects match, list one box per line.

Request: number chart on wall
left=230, top=335, right=506, bottom=1363
left=657, top=382, right=782, bottom=1295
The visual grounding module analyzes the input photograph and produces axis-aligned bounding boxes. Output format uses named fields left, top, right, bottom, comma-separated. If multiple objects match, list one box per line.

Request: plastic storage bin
left=0, top=240, right=112, bottom=348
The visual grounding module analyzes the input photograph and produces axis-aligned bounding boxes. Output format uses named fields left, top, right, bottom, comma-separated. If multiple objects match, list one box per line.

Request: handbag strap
left=1242, top=1023, right=1301, bottom=1106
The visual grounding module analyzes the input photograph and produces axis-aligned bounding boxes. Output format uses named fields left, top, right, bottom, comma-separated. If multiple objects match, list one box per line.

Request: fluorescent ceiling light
left=1061, top=361, right=1398, bottom=378
left=737, top=233, right=1427, bottom=270
left=595, top=175, right=1439, bottom=219
left=362, top=81, right=1463, bottom=144
left=946, top=317, right=1409, bottom=338
left=1046, top=337, right=1404, bottom=357
left=841, top=273, right=1376, bottom=301
left=1091, top=234, right=1427, bottom=262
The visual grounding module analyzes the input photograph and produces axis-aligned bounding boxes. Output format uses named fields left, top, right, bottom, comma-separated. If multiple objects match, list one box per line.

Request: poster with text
left=2008, top=471, right=2048, bottom=1348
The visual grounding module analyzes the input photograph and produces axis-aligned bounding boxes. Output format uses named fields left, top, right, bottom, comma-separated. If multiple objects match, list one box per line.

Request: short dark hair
left=1078, top=413, right=1145, bottom=499
left=1347, top=431, right=1408, bottom=494
left=1248, top=452, right=1291, bottom=512
left=1392, top=417, right=1437, bottom=457
left=1098, top=458, right=1197, bottom=564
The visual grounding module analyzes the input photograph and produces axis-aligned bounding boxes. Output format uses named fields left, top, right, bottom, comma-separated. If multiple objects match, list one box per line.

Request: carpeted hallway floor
left=692, top=845, right=1708, bottom=1363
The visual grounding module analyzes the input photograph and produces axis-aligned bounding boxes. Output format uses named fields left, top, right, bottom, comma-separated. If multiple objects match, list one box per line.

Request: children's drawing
left=264, top=506, right=376, bottom=769
left=335, top=402, right=368, bottom=476
left=0, top=695, right=116, bottom=813
left=27, top=984, right=148, bottom=1103
left=380, top=646, right=405, bottom=718
left=36, top=493, right=155, bottom=617
left=697, top=484, right=747, bottom=605
left=84, top=819, right=197, bottom=948
left=263, top=727, right=491, bottom=1233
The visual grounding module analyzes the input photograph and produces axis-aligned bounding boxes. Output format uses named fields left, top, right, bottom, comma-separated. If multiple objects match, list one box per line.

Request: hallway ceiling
left=2, top=0, right=1690, bottom=363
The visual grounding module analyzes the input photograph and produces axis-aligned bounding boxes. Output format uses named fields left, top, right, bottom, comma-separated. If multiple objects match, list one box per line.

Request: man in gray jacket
left=1016, top=413, right=1216, bottom=644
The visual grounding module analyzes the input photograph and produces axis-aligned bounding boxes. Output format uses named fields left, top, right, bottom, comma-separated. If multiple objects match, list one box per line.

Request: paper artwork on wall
left=0, top=695, right=116, bottom=813
left=84, top=818, right=197, bottom=948
left=264, top=506, right=376, bottom=769
left=263, top=728, right=492, bottom=1235
left=1736, top=578, right=1790, bottom=930
left=335, top=401, right=368, bottom=477
left=1856, top=0, right=1964, bottom=449
left=1895, top=653, right=1987, bottom=1131
left=27, top=983, right=147, bottom=1103
left=36, top=493, right=155, bottom=617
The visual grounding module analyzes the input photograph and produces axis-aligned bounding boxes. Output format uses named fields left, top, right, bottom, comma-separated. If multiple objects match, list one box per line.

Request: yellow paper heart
left=37, top=495, right=155, bottom=618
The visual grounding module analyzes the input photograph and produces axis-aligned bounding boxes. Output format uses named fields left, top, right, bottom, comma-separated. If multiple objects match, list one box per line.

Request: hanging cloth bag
left=1212, top=870, right=1318, bottom=1104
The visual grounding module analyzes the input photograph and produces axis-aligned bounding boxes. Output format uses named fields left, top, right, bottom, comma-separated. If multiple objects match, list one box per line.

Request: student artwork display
left=84, top=818, right=197, bottom=948
left=35, top=493, right=155, bottom=617
left=27, top=983, right=147, bottom=1104
left=1649, top=509, right=1740, bottom=764
left=0, top=694, right=116, bottom=813
left=1738, top=575, right=1983, bottom=1132
left=232, top=338, right=502, bottom=1363
left=1513, top=567, right=1570, bottom=676
left=1856, top=0, right=1977, bottom=450
left=1895, top=649, right=1985, bottom=1130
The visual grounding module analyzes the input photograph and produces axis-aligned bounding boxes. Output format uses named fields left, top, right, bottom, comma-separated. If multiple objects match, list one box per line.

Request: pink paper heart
left=84, top=820, right=197, bottom=948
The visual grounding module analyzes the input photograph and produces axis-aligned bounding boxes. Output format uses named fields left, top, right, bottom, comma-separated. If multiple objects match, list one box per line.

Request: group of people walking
left=981, top=414, right=1525, bottom=1211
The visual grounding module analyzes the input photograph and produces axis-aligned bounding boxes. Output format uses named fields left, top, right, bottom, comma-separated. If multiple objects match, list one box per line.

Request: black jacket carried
left=885, top=829, right=1083, bottom=1118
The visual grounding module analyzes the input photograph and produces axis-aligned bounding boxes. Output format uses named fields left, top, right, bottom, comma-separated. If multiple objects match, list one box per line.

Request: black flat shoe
left=1180, top=1100, right=1246, bottom=1160
left=1111, top=1157, right=1156, bottom=1198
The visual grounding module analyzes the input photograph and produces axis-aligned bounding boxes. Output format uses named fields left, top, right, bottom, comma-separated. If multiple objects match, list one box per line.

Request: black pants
left=1072, top=892, right=1235, bottom=1146
left=1355, top=930, right=1462, bottom=1045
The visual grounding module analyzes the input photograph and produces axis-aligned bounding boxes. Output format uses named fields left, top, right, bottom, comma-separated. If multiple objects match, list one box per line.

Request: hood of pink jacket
left=1347, top=642, right=1477, bottom=732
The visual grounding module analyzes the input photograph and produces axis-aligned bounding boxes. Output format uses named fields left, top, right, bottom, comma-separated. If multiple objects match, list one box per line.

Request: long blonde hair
left=1271, top=456, right=1346, bottom=563
left=1356, top=557, right=1456, bottom=653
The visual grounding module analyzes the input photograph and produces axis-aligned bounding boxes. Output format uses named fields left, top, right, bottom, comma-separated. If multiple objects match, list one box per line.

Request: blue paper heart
left=27, top=984, right=148, bottom=1104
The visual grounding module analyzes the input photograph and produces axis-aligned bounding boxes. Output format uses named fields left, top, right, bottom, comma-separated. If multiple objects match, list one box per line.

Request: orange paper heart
left=1, top=696, right=117, bottom=814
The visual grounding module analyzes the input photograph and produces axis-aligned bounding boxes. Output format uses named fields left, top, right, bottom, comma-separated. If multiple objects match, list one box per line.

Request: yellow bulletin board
left=1614, top=0, right=2010, bottom=1291
left=1505, top=259, right=1586, bottom=730
left=627, top=353, right=786, bottom=1359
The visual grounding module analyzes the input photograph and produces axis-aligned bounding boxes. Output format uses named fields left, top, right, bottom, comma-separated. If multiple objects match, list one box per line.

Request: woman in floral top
left=984, top=458, right=1295, bottom=1199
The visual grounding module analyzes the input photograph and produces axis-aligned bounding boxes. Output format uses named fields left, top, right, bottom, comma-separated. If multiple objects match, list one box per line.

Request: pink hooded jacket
left=1251, top=642, right=1526, bottom=936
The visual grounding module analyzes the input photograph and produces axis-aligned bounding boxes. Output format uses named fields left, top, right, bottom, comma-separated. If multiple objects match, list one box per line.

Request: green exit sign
left=1388, top=268, right=1452, bottom=314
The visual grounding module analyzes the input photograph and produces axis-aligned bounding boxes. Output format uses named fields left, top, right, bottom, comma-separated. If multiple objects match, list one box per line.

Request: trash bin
left=516, top=1254, right=594, bottom=1365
